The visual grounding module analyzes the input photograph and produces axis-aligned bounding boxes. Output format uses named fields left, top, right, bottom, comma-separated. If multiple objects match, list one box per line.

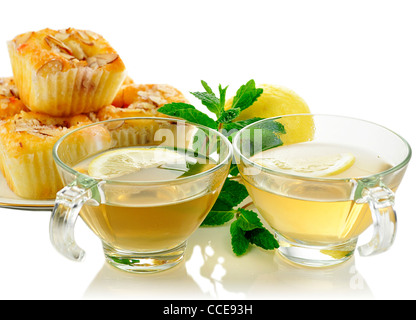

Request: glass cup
left=233, top=114, right=411, bottom=267
left=49, top=117, right=232, bottom=273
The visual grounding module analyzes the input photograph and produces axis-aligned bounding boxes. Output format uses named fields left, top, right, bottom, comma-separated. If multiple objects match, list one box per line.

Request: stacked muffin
left=0, top=28, right=187, bottom=200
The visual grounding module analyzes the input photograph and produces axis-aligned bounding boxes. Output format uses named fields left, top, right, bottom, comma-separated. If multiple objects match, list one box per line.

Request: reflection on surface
left=83, top=226, right=373, bottom=299
left=84, top=260, right=208, bottom=299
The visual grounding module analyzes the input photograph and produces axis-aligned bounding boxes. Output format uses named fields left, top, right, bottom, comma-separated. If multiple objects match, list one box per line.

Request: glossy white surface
left=0, top=204, right=414, bottom=300
left=1, top=0, right=416, bottom=300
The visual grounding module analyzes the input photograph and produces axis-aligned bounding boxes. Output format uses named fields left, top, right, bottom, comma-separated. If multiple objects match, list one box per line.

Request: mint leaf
left=247, top=228, right=279, bottom=250
left=211, top=198, right=234, bottom=211
left=230, top=208, right=279, bottom=256
left=201, top=210, right=235, bottom=226
left=230, top=220, right=250, bottom=256
left=217, top=108, right=241, bottom=124
left=217, top=178, right=249, bottom=208
left=236, top=208, right=263, bottom=231
left=201, top=178, right=248, bottom=227
left=215, top=80, right=263, bottom=126
left=201, top=80, right=214, bottom=94
left=219, top=84, right=228, bottom=112
left=230, top=79, right=263, bottom=112
left=256, top=120, right=286, bottom=152
left=158, top=102, right=217, bottom=129
left=201, top=198, right=234, bottom=227
left=190, top=81, right=229, bottom=118
left=229, top=164, right=239, bottom=177
left=242, top=119, right=286, bottom=156
left=221, top=117, right=264, bottom=147
left=190, top=91, right=222, bottom=117
left=222, top=117, right=264, bottom=132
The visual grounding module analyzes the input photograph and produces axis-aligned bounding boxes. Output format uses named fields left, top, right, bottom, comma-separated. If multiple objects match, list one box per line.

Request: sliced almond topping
left=66, top=41, right=87, bottom=60
left=36, top=59, right=64, bottom=76
left=45, top=35, right=73, bottom=55
left=104, top=120, right=125, bottom=131
left=84, top=30, right=100, bottom=40
left=18, top=129, right=58, bottom=138
left=76, top=31, right=94, bottom=46
left=59, top=51, right=76, bottom=60
left=87, top=53, right=118, bottom=69
left=55, top=30, right=70, bottom=42
left=37, top=128, right=60, bottom=136
left=0, top=78, right=19, bottom=97
left=13, top=117, right=66, bottom=137
left=9, top=87, right=19, bottom=98
left=86, top=57, right=99, bottom=69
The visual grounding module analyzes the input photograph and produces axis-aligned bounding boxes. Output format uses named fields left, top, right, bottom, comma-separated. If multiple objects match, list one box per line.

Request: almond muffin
left=94, top=83, right=188, bottom=147
left=0, top=111, right=111, bottom=199
left=7, top=28, right=127, bottom=117
left=97, top=83, right=188, bottom=120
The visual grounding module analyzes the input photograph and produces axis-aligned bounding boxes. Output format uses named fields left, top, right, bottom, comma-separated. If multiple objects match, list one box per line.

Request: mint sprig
left=189, top=80, right=227, bottom=118
left=201, top=177, right=248, bottom=227
left=158, top=80, right=281, bottom=256
left=231, top=209, right=279, bottom=256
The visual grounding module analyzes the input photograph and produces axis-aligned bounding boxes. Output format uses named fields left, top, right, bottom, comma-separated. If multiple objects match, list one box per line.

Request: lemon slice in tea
left=255, top=152, right=355, bottom=178
left=88, top=147, right=186, bottom=179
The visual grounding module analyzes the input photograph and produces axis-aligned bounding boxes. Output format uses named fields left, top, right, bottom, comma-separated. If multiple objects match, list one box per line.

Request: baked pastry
left=7, top=28, right=127, bottom=117
left=0, top=111, right=111, bottom=199
left=93, top=83, right=188, bottom=147
left=0, top=77, right=29, bottom=120
left=98, top=83, right=188, bottom=120
left=0, top=77, right=19, bottom=97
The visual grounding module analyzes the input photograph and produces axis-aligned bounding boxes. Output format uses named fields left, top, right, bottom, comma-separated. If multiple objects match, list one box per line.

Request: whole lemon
left=225, top=84, right=310, bottom=120
left=225, top=84, right=315, bottom=145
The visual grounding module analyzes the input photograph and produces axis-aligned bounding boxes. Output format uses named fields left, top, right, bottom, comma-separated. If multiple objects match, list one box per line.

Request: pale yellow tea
left=246, top=142, right=393, bottom=245
left=75, top=146, right=218, bottom=251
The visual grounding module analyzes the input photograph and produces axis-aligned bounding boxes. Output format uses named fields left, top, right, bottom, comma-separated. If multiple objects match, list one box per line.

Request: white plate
left=0, top=173, right=54, bottom=211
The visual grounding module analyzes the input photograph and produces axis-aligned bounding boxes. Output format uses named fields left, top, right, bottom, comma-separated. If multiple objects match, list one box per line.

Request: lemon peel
left=226, top=84, right=310, bottom=119
left=320, top=249, right=353, bottom=259
left=225, top=84, right=314, bottom=145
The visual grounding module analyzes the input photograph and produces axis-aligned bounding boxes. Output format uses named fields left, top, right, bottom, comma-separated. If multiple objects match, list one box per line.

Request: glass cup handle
left=49, top=180, right=101, bottom=261
left=357, top=186, right=397, bottom=257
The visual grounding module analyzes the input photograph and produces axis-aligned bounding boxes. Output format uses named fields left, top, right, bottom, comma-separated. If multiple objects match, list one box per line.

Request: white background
left=0, top=0, right=415, bottom=300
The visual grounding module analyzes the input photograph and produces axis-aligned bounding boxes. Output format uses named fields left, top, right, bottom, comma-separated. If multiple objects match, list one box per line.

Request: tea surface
left=245, top=142, right=393, bottom=244
left=251, top=142, right=392, bottom=179
left=73, top=146, right=220, bottom=251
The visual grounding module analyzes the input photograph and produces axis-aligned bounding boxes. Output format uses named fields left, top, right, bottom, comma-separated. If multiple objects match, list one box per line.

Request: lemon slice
left=320, top=249, right=352, bottom=259
left=255, top=153, right=355, bottom=177
left=88, top=147, right=185, bottom=179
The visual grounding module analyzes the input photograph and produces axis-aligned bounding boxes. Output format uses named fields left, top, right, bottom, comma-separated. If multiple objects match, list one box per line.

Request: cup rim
left=53, top=117, right=233, bottom=185
left=232, top=113, right=412, bottom=182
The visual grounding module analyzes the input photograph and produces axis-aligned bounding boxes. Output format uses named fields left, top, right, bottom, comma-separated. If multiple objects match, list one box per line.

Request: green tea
left=74, top=146, right=219, bottom=251
left=246, top=142, right=393, bottom=244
